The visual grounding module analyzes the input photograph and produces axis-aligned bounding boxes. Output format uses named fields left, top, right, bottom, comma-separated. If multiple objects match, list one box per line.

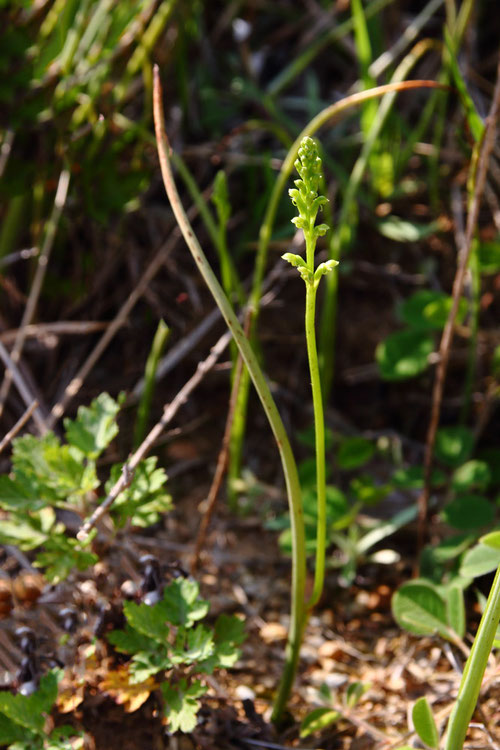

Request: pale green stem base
left=444, top=565, right=500, bottom=750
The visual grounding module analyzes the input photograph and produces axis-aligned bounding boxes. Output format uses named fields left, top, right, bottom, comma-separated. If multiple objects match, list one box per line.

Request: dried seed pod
left=15, top=626, right=37, bottom=655
left=59, top=607, right=78, bottom=633
left=17, top=654, right=39, bottom=696
left=139, top=554, right=163, bottom=605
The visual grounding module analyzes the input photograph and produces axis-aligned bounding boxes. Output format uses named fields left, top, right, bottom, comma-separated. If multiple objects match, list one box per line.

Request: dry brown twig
left=190, top=318, right=249, bottom=573
left=0, top=168, right=71, bottom=421
left=77, top=330, right=232, bottom=541
left=47, top=222, right=181, bottom=428
left=0, top=321, right=111, bottom=345
left=0, top=400, right=38, bottom=454
left=417, top=55, right=500, bottom=558
left=0, top=341, right=47, bottom=434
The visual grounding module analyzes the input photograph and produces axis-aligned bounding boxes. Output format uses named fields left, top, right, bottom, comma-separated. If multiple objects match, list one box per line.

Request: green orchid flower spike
left=283, top=136, right=338, bottom=612
left=283, top=136, right=338, bottom=287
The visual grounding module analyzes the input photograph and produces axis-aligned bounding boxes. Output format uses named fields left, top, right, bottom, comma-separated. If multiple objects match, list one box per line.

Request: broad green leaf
left=441, top=494, right=493, bottom=531
left=446, top=586, right=465, bottom=639
left=435, top=426, right=474, bottom=467
left=64, top=392, right=120, bottom=458
left=477, top=240, right=500, bottom=274
left=376, top=330, right=434, bottom=381
left=460, top=543, right=500, bottom=579
left=337, top=437, right=374, bottom=470
left=480, top=531, right=500, bottom=549
left=162, top=679, right=206, bottom=733
left=392, top=581, right=450, bottom=639
left=377, top=216, right=441, bottom=242
left=300, top=707, right=341, bottom=738
left=412, top=697, right=439, bottom=749
left=451, top=461, right=491, bottom=492
left=122, top=599, right=170, bottom=643
left=161, top=578, right=209, bottom=627
left=399, top=290, right=466, bottom=330
left=478, top=448, right=500, bottom=485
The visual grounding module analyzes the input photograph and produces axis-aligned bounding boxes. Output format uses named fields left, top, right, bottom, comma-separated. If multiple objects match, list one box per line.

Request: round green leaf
left=300, top=708, right=340, bottom=738
left=452, top=460, right=491, bottom=491
left=392, top=465, right=446, bottom=490
left=337, top=437, right=375, bottom=470
left=479, top=531, right=500, bottom=549
left=376, top=330, right=434, bottom=381
left=441, top=494, right=494, bottom=530
left=477, top=240, right=500, bottom=274
left=399, top=290, right=466, bottom=330
left=392, top=581, right=450, bottom=638
left=460, top=543, right=500, bottom=579
left=434, top=426, right=474, bottom=467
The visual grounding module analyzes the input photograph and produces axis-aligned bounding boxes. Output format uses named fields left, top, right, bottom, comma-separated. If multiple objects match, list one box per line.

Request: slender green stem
left=444, top=564, right=500, bottom=750
left=153, top=67, right=306, bottom=725
left=304, top=276, right=327, bottom=610
left=284, top=139, right=333, bottom=612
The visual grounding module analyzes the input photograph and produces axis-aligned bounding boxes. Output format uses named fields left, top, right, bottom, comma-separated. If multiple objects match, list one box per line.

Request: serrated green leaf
left=128, top=650, right=170, bottom=683
left=0, top=671, right=58, bottom=733
left=64, top=392, right=120, bottom=458
left=376, top=330, right=434, bottom=381
left=300, top=707, right=340, bottom=738
left=123, top=599, right=170, bottom=643
left=0, top=712, right=33, bottom=745
left=0, top=518, right=48, bottom=550
left=337, top=437, right=374, bottom=470
left=171, top=625, right=214, bottom=665
left=107, top=456, right=171, bottom=528
left=392, top=581, right=451, bottom=639
left=412, top=697, right=439, bottom=749
left=0, top=475, right=45, bottom=512
left=35, top=535, right=97, bottom=583
left=162, top=679, right=206, bottom=733
left=161, top=578, right=209, bottom=627
left=107, top=625, right=155, bottom=655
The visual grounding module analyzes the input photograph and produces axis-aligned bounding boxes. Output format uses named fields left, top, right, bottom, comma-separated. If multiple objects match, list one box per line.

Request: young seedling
left=283, top=136, right=338, bottom=610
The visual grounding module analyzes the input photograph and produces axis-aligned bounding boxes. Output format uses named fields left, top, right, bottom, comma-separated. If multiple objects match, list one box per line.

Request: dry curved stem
left=417, top=54, right=500, bottom=560
left=77, top=330, right=232, bottom=542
